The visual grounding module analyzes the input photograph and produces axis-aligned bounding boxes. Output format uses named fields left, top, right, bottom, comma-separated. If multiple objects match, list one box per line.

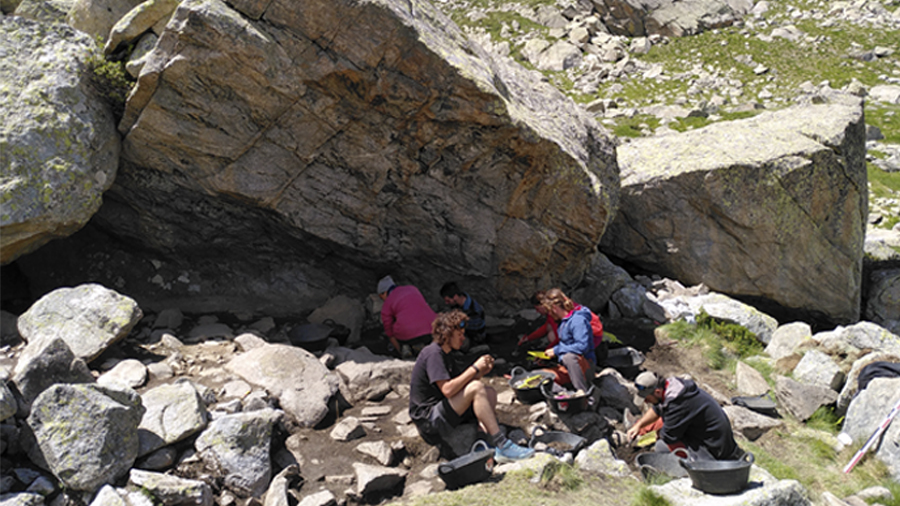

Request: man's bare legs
left=447, top=380, right=499, bottom=435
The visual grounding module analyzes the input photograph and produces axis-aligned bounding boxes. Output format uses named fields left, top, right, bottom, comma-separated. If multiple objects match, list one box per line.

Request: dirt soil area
left=103, top=315, right=747, bottom=502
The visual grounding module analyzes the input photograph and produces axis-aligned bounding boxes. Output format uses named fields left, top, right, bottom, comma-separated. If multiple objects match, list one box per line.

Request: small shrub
left=86, top=53, right=134, bottom=121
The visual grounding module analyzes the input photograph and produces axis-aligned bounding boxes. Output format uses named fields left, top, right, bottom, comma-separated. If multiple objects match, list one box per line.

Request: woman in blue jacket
left=542, top=288, right=595, bottom=393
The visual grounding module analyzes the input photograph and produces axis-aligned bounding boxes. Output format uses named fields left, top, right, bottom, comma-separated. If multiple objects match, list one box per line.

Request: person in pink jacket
left=378, top=275, right=437, bottom=358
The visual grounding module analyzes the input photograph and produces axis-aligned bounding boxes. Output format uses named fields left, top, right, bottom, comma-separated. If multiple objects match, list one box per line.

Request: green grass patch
left=657, top=320, right=730, bottom=369
left=656, top=311, right=764, bottom=370
left=866, top=104, right=900, bottom=145
left=696, top=310, right=765, bottom=358
left=538, top=462, right=584, bottom=491
left=742, top=437, right=802, bottom=481
left=806, top=406, right=843, bottom=435
left=612, top=115, right=662, bottom=138
left=868, top=163, right=900, bottom=198
left=394, top=467, right=641, bottom=506
left=630, top=487, right=671, bottom=506
left=666, top=115, right=714, bottom=132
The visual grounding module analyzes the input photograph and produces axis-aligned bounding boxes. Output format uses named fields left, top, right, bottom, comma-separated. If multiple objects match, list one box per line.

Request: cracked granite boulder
left=601, top=97, right=867, bottom=323
left=0, top=17, right=120, bottom=265
left=66, top=0, right=619, bottom=315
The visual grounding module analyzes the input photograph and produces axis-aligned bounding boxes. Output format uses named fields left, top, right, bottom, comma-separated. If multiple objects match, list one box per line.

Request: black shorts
left=396, top=334, right=434, bottom=347
left=417, top=398, right=476, bottom=442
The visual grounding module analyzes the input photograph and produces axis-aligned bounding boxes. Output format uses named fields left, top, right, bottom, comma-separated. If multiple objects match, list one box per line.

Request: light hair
left=432, top=310, right=468, bottom=346
left=542, top=288, right=574, bottom=313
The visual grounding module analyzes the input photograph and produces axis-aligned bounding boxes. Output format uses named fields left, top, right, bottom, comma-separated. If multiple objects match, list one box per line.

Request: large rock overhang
left=71, top=0, right=619, bottom=314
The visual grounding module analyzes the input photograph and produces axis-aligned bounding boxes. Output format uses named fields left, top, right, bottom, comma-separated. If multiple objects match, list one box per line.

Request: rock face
left=50, top=0, right=619, bottom=316
left=864, top=268, right=900, bottom=335
left=601, top=100, right=867, bottom=323
left=0, top=16, right=120, bottom=265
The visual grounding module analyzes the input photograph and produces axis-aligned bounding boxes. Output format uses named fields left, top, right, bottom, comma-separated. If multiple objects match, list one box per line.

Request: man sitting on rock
left=626, top=371, right=745, bottom=461
left=409, top=310, right=535, bottom=463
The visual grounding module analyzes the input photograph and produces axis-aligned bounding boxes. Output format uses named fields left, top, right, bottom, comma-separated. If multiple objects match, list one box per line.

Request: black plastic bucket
left=508, top=366, right=555, bottom=404
left=636, top=452, right=689, bottom=482
left=528, top=426, right=587, bottom=457
left=288, top=323, right=332, bottom=352
left=541, top=382, right=596, bottom=414
left=603, top=346, right=645, bottom=379
left=679, top=452, right=754, bottom=495
left=437, top=441, right=495, bottom=489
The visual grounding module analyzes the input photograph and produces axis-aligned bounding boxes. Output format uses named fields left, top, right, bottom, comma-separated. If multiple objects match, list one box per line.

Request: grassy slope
left=443, top=0, right=900, bottom=228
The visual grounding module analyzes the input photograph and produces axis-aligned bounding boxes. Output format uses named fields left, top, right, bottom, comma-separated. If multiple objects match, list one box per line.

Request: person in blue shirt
left=542, top=288, right=595, bottom=393
left=440, top=282, right=486, bottom=342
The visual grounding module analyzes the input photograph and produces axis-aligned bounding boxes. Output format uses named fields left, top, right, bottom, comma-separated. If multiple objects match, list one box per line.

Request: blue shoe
left=494, top=439, right=535, bottom=463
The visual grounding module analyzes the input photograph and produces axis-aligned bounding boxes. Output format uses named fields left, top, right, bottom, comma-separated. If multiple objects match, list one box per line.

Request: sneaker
left=494, top=439, right=535, bottom=463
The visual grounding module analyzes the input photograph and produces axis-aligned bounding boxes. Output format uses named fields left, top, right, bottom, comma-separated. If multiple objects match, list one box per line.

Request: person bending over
left=626, top=371, right=745, bottom=461
left=408, top=310, right=535, bottom=463
left=378, top=275, right=437, bottom=359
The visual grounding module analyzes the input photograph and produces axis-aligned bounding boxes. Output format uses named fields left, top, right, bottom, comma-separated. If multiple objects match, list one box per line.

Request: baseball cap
left=377, top=275, right=395, bottom=294
left=634, top=371, right=660, bottom=398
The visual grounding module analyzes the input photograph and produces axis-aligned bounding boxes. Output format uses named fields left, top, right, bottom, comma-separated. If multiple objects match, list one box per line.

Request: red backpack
left=590, top=310, right=603, bottom=348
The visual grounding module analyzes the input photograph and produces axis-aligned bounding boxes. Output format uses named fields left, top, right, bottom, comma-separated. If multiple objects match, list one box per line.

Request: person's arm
left=519, top=320, right=549, bottom=345
left=381, top=296, right=395, bottom=337
left=436, top=354, right=493, bottom=398
left=627, top=408, right=660, bottom=440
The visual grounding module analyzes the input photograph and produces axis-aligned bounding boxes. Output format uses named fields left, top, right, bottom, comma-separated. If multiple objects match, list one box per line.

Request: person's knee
left=465, top=379, right=488, bottom=395
left=485, top=385, right=498, bottom=404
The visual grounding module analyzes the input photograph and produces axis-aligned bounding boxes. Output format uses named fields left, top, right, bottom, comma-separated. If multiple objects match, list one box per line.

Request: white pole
left=842, top=397, right=900, bottom=474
